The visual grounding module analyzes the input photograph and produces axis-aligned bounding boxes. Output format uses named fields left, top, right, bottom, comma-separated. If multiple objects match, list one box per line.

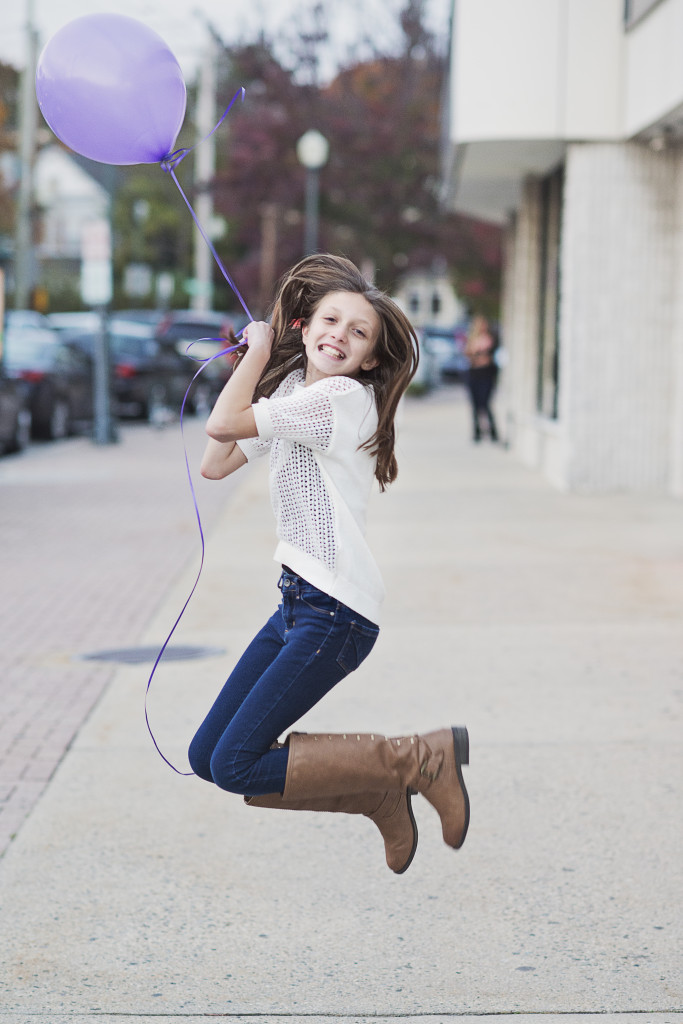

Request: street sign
left=81, top=260, right=112, bottom=307
left=81, top=220, right=112, bottom=307
left=184, top=278, right=212, bottom=297
left=123, top=262, right=152, bottom=298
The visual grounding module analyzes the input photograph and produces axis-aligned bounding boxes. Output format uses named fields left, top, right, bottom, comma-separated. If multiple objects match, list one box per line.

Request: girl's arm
left=200, top=322, right=273, bottom=480
left=200, top=437, right=247, bottom=479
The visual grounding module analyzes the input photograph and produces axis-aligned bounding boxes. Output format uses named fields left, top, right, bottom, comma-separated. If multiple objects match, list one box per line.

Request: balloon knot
left=161, top=148, right=189, bottom=173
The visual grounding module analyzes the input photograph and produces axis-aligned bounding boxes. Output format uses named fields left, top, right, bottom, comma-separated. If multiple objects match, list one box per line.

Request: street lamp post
left=296, top=129, right=329, bottom=256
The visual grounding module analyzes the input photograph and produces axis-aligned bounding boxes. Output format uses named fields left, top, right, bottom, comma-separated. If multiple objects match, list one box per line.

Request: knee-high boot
left=246, top=726, right=469, bottom=871
left=246, top=787, right=418, bottom=874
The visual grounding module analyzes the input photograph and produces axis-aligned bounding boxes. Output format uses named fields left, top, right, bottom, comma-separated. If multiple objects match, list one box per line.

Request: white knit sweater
left=236, top=368, right=384, bottom=623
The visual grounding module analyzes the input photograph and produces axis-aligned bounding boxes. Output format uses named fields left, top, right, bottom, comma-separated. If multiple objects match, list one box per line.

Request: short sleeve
left=235, top=369, right=302, bottom=460
left=235, top=435, right=271, bottom=461
left=253, top=376, right=364, bottom=452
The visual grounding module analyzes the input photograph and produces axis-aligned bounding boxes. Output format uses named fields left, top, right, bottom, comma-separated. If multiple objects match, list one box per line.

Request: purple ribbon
left=143, top=341, right=247, bottom=775
left=144, top=91, right=253, bottom=775
left=161, top=88, right=254, bottom=323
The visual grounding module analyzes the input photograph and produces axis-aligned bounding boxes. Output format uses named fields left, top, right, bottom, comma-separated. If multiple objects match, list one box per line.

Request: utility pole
left=258, top=203, right=278, bottom=317
left=14, top=0, right=38, bottom=309
left=191, top=20, right=218, bottom=313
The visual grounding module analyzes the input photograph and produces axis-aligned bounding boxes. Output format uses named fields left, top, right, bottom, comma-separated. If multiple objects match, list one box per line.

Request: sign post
left=81, top=220, right=116, bottom=444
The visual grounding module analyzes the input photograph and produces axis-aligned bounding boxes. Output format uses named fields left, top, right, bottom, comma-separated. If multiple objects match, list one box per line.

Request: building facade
left=33, top=145, right=111, bottom=307
left=392, top=267, right=465, bottom=331
left=443, top=0, right=683, bottom=494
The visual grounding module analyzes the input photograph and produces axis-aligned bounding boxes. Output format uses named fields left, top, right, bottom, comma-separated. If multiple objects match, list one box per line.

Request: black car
left=154, top=310, right=247, bottom=409
left=108, top=320, right=194, bottom=420
left=0, top=375, right=31, bottom=454
left=3, top=320, right=94, bottom=439
left=62, top=318, right=195, bottom=422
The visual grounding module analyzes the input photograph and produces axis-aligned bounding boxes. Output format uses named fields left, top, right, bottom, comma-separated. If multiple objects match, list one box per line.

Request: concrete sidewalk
left=0, top=417, right=235, bottom=854
left=1, top=388, right=682, bottom=1022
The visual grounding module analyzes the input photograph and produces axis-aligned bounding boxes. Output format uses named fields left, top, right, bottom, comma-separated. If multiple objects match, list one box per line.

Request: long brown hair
left=246, top=254, right=419, bottom=490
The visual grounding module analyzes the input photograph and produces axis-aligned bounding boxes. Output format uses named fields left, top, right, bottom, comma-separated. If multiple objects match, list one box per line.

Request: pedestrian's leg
left=487, top=405, right=499, bottom=441
left=467, top=372, right=482, bottom=441
left=478, top=367, right=497, bottom=441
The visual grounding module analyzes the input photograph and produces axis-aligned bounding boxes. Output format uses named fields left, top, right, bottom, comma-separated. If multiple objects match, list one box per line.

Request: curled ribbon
left=144, top=90, right=253, bottom=775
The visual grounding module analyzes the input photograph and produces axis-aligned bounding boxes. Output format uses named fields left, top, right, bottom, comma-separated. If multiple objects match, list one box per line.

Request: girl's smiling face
left=302, top=291, right=380, bottom=385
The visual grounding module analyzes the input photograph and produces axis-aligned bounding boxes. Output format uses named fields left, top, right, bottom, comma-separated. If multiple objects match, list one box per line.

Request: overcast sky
left=1, top=0, right=451, bottom=80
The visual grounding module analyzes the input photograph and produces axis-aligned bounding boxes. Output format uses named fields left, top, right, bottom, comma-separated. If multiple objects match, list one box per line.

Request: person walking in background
left=187, top=254, right=471, bottom=875
left=465, top=315, right=499, bottom=442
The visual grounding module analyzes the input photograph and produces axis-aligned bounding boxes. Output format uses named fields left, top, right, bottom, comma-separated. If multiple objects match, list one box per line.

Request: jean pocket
left=336, top=621, right=379, bottom=674
left=299, top=592, right=338, bottom=617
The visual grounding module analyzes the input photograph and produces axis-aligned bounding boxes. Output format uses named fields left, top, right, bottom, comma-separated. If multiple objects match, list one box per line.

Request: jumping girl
left=188, top=254, right=470, bottom=874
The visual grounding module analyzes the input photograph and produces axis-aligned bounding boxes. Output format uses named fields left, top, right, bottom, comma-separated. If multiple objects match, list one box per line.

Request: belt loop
left=279, top=566, right=298, bottom=597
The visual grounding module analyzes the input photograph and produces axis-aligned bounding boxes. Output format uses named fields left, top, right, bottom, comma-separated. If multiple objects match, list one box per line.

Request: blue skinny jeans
left=188, top=568, right=379, bottom=796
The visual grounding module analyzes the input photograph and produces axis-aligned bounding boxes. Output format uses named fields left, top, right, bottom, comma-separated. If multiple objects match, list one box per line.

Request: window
left=537, top=168, right=563, bottom=419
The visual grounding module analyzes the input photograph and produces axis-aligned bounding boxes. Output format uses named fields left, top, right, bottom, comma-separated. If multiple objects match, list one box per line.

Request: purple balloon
left=36, top=13, right=186, bottom=165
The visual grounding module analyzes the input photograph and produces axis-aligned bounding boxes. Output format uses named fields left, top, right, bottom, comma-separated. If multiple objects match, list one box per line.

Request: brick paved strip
left=0, top=420, right=236, bottom=857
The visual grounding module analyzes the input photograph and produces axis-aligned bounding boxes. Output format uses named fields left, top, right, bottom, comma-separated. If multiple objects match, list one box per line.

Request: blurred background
left=1, top=0, right=682, bottom=501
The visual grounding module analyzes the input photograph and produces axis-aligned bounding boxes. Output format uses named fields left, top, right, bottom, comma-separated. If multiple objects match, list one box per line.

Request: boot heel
left=451, top=726, right=469, bottom=766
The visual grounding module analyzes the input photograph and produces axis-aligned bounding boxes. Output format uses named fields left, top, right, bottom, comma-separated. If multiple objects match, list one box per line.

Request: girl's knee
left=187, top=736, right=214, bottom=783
left=209, top=747, right=254, bottom=794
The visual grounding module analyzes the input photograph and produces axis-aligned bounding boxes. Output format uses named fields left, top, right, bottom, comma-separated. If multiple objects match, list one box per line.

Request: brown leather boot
left=245, top=788, right=418, bottom=874
left=277, top=726, right=469, bottom=851
left=415, top=728, right=470, bottom=848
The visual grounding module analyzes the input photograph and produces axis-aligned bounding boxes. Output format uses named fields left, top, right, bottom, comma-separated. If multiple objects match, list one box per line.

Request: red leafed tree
left=208, top=2, right=501, bottom=315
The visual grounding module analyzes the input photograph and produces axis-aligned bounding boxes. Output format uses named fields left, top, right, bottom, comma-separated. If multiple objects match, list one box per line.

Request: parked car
left=61, top=318, right=194, bottom=421
left=51, top=309, right=164, bottom=332
left=418, top=323, right=471, bottom=386
left=7, top=309, right=53, bottom=330
left=154, top=310, right=248, bottom=408
left=0, top=375, right=32, bottom=454
left=3, top=320, right=94, bottom=439
left=111, top=308, right=168, bottom=329
left=48, top=311, right=101, bottom=337
left=110, top=321, right=194, bottom=420
left=440, top=322, right=471, bottom=382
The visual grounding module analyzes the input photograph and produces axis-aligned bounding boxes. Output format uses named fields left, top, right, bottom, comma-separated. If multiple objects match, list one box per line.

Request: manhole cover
left=78, top=645, right=225, bottom=664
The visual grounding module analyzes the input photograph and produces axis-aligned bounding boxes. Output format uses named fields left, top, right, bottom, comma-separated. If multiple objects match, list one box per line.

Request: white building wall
left=447, top=0, right=683, bottom=495
left=34, top=147, right=109, bottom=259
left=624, top=0, right=683, bottom=136
left=563, top=0, right=624, bottom=138
left=497, top=220, right=517, bottom=442
left=500, top=140, right=679, bottom=493
left=501, top=179, right=570, bottom=487
left=560, top=142, right=675, bottom=490
left=670, top=148, right=683, bottom=495
left=451, top=0, right=623, bottom=144
left=392, top=270, right=464, bottom=329
left=453, top=0, right=562, bottom=140
left=500, top=181, right=540, bottom=457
